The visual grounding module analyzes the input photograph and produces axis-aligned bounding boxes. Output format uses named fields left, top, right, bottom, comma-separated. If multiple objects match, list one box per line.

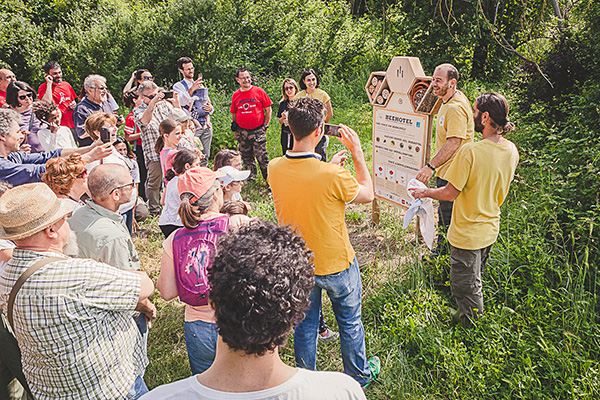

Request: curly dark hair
left=210, top=221, right=314, bottom=356
left=32, top=100, right=57, bottom=123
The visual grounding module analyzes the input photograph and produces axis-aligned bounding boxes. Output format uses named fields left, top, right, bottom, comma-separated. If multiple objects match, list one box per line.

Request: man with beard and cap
left=415, top=63, right=474, bottom=258
left=411, top=92, right=519, bottom=326
left=37, top=61, right=77, bottom=135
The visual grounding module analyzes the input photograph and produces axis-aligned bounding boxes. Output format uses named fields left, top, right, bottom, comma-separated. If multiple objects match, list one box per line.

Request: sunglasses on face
left=77, top=171, right=88, bottom=179
left=142, top=76, right=153, bottom=80
left=109, top=181, right=135, bottom=194
left=91, top=86, right=108, bottom=91
left=144, top=93, right=157, bottom=100
left=18, top=93, right=33, bottom=100
left=284, top=86, right=295, bottom=91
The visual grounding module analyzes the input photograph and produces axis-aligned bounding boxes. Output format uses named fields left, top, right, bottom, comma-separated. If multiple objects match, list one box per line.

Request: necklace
left=443, top=89, right=458, bottom=104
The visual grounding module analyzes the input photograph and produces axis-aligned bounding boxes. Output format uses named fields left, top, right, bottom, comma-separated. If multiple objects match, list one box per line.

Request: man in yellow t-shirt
left=412, top=92, right=519, bottom=325
left=416, top=64, right=474, bottom=256
left=268, top=97, right=380, bottom=387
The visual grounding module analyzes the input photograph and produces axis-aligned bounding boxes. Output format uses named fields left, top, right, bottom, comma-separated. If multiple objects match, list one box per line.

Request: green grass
left=135, top=84, right=600, bottom=399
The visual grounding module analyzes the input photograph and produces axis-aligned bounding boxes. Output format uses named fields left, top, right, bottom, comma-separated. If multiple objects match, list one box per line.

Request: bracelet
left=426, top=163, right=436, bottom=172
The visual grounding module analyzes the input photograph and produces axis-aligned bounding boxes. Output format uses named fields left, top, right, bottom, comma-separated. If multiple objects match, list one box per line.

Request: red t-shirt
left=0, top=90, right=6, bottom=108
left=38, top=81, right=77, bottom=128
left=124, top=111, right=142, bottom=145
left=230, top=86, right=272, bottom=130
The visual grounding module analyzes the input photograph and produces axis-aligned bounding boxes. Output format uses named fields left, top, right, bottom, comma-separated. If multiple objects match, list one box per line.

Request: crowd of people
left=0, top=58, right=518, bottom=400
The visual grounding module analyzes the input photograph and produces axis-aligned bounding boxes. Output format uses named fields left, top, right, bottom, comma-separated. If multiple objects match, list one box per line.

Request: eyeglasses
left=284, top=86, right=295, bottom=91
left=18, top=93, right=33, bottom=100
left=141, top=76, right=153, bottom=81
left=109, top=181, right=135, bottom=194
left=144, top=93, right=157, bottom=100
left=91, top=86, right=108, bottom=91
left=76, top=171, right=88, bottom=179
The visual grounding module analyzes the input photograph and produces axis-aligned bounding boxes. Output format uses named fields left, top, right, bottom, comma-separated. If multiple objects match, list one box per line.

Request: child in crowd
left=213, top=149, right=242, bottom=171
left=220, top=200, right=252, bottom=228
left=156, top=118, right=183, bottom=185
left=168, top=108, right=203, bottom=154
left=216, top=166, right=250, bottom=203
left=32, top=100, right=77, bottom=151
left=158, top=148, right=201, bottom=238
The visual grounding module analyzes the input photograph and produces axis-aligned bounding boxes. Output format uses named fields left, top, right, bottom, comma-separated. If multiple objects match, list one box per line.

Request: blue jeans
left=184, top=320, right=218, bottom=374
left=294, top=257, right=371, bottom=386
left=126, top=374, right=148, bottom=399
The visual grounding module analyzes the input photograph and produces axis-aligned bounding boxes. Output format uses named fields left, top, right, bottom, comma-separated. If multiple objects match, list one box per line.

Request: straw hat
left=0, top=183, right=75, bottom=240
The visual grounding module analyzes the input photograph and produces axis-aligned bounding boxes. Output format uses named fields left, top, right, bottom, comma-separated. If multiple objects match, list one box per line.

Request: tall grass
left=136, top=79, right=600, bottom=399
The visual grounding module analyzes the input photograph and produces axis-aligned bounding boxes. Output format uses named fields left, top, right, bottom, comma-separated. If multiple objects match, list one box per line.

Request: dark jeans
left=436, top=177, right=453, bottom=254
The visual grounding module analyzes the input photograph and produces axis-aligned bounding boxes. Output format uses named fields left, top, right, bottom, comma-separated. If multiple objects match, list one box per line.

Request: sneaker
left=364, top=356, right=381, bottom=388
left=317, top=328, right=339, bottom=344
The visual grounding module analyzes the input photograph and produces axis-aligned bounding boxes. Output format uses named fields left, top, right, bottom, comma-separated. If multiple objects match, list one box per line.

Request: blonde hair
left=42, top=154, right=88, bottom=196
left=84, top=112, right=117, bottom=140
left=280, top=78, right=298, bottom=102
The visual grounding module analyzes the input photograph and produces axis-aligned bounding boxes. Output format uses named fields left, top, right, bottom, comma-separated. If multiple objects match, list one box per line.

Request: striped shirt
left=133, top=101, right=174, bottom=164
left=0, top=249, right=146, bottom=400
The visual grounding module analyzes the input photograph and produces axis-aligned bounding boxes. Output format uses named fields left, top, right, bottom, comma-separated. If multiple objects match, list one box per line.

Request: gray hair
left=138, top=81, right=158, bottom=95
left=0, top=108, right=20, bottom=137
left=83, top=74, right=106, bottom=90
left=87, top=164, right=130, bottom=201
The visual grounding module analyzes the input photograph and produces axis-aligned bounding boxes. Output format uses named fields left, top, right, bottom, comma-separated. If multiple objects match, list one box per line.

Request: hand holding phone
left=162, top=91, right=174, bottom=99
left=324, top=123, right=341, bottom=137
left=99, top=127, right=112, bottom=143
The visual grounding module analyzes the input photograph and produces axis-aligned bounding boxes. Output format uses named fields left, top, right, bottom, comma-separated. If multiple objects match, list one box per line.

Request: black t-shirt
left=277, top=100, right=292, bottom=135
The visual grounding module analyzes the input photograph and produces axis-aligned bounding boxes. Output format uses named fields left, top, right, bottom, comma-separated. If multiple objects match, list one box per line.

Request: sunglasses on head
left=18, top=93, right=33, bottom=100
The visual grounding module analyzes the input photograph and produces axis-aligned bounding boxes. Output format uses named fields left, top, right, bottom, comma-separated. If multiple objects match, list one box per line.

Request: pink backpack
left=172, top=215, right=229, bottom=306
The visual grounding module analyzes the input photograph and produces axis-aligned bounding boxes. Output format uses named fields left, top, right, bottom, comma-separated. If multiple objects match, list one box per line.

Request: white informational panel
left=372, top=107, right=429, bottom=208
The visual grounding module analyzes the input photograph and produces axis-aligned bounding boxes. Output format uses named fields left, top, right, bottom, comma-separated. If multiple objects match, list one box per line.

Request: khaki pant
left=449, top=244, right=493, bottom=319
left=145, top=160, right=163, bottom=214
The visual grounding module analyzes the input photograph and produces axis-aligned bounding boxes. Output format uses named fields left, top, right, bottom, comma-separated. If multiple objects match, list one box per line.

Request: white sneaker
left=318, top=328, right=339, bottom=344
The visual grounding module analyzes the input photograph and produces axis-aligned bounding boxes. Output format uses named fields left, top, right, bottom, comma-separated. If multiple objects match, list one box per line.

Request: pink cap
left=178, top=167, right=226, bottom=203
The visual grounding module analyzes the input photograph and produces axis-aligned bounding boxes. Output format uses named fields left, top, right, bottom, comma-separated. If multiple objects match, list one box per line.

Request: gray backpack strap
left=7, top=257, right=64, bottom=328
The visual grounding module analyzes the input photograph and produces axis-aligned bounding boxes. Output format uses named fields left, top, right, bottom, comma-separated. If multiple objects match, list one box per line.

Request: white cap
left=217, top=166, right=251, bottom=186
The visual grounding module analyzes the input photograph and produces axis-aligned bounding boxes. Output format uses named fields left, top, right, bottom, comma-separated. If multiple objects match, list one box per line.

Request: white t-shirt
left=139, top=369, right=366, bottom=400
left=158, top=176, right=182, bottom=227
left=37, top=126, right=77, bottom=151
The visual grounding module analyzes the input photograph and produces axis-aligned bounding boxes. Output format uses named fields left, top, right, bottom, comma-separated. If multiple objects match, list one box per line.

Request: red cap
left=177, top=167, right=225, bottom=203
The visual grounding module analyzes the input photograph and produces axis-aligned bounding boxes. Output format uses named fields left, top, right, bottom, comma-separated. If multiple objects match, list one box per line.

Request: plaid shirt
left=0, top=249, right=146, bottom=400
left=133, top=101, right=174, bottom=164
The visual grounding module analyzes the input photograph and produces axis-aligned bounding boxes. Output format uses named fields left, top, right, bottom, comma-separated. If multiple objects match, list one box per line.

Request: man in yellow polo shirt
left=268, top=97, right=380, bottom=387
left=411, top=92, right=519, bottom=325
left=416, top=64, right=474, bottom=257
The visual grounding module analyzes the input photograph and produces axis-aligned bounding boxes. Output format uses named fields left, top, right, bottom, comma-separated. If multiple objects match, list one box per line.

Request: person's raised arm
left=41, top=76, right=54, bottom=103
left=140, top=92, right=163, bottom=126
left=338, top=124, right=373, bottom=204
left=61, top=141, right=112, bottom=163
left=123, top=71, right=137, bottom=95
